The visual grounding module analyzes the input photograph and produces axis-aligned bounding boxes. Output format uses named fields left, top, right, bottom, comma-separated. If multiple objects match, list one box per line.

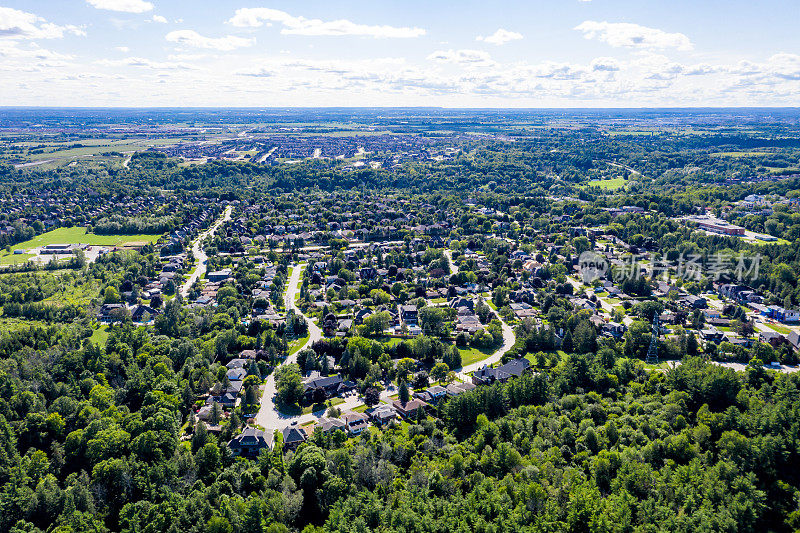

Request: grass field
left=0, top=253, right=34, bottom=265
left=288, top=334, right=310, bottom=355
left=459, top=346, right=496, bottom=367
left=7, top=227, right=161, bottom=253
left=587, top=177, right=627, bottom=190
left=710, top=151, right=771, bottom=158
left=89, top=325, right=110, bottom=346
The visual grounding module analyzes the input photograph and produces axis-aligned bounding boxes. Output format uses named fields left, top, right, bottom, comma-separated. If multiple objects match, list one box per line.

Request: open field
left=459, top=346, right=497, bottom=367
left=587, top=177, right=627, bottom=190
left=710, top=151, right=772, bottom=157
left=89, top=325, right=110, bottom=346
left=7, top=227, right=161, bottom=252
left=0, top=253, right=34, bottom=265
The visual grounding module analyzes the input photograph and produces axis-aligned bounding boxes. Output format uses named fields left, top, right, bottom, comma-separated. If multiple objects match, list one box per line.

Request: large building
left=694, top=217, right=746, bottom=236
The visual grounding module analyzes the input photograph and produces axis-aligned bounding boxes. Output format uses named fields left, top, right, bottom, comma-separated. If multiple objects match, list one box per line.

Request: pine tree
left=211, top=402, right=222, bottom=425
left=562, top=328, right=574, bottom=353
left=399, top=380, right=410, bottom=405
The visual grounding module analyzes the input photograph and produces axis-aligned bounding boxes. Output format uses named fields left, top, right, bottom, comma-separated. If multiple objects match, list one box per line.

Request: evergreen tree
left=399, top=380, right=410, bottom=405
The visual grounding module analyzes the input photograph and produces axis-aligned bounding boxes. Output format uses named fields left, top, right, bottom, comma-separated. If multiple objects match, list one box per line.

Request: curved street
left=458, top=313, right=515, bottom=379
left=255, top=250, right=518, bottom=432
left=255, top=263, right=322, bottom=431
left=445, top=249, right=516, bottom=378
left=180, top=205, right=232, bottom=298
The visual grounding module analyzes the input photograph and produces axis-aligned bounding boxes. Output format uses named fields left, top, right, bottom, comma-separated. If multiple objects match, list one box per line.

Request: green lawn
left=767, top=323, right=791, bottom=335
left=89, top=325, right=110, bottom=346
left=288, top=334, right=310, bottom=355
left=301, top=397, right=344, bottom=415
left=380, top=337, right=403, bottom=348
left=6, top=227, right=161, bottom=253
left=587, top=177, right=627, bottom=190
left=459, top=346, right=497, bottom=367
left=0, top=253, right=34, bottom=265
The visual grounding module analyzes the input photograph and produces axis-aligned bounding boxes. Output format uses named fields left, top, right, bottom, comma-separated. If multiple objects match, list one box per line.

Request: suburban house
left=130, top=304, right=160, bottom=323
left=226, top=358, right=248, bottom=369
left=302, top=374, right=350, bottom=402
left=227, top=426, right=272, bottom=458
left=282, top=423, right=307, bottom=450
left=343, top=411, right=370, bottom=435
left=681, top=295, right=708, bottom=309
left=366, top=404, right=398, bottom=425
left=207, top=268, right=233, bottom=283
left=226, top=367, right=247, bottom=382
left=414, top=385, right=448, bottom=403
left=399, top=304, right=419, bottom=324
left=456, top=314, right=482, bottom=334
left=787, top=330, right=800, bottom=351
left=316, top=417, right=346, bottom=435
left=97, top=303, right=126, bottom=322
left=759, top=330, right=789, bottom=348
left=601, top=321, right=626, bottom=338
left=700, top=328, right=725, bottom=344
left=354, top=308, right=373, bottom=325
left=392, top=398, right=427, bottom=419
left=446, top=382, right=476, bottom=396
left=472, top=358, right=531, bottom=386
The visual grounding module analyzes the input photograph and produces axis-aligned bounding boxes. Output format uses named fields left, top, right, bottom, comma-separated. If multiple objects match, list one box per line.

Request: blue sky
left=1, top=0, right=799, bottom=106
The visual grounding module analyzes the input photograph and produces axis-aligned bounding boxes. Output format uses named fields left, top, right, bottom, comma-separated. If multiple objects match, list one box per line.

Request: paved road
left=255, top=263, right=323, bottom=432
left=442, top=251, right=515, bottom=379
left=180, top=206, right=232, bottom=297
left=443, top=249, right=459, bottom=274
left=457, top=312, right=515, bottom=379
left=255, top=250, right=519, bottom=430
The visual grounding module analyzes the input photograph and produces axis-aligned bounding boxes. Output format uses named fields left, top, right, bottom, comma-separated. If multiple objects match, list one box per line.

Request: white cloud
left=240, top=57, right=406, bottom=77
left=96, top=56, right=198, bottom=70
left=0, top=7, right=84, bottom=39
left=590, top=57, right=620, bottom=71
left=766, top=53, right=800, bottom=80
left=525, top=61, right=585, bottom=79
left=86, top=0, right=154, bottom=13
left=683, top=63, right=718, bottom=76
left=165, top=30, right=254, bottom=51
left=228, top=7, right=425, bottom=38
left=476, top=28, right=522, bottom=46
left=727, top=53, right=800, bottom=81
left=167, top=52, right=209, bottom=61
left=114, top=46, right=130, bottom=52
left=152, top=15, right=168, bottom=24
left=427, top=49, right=494, bottom=67
left=575, top=21, right=693, bottom=51
left=0, top=42, right=71, bottom=61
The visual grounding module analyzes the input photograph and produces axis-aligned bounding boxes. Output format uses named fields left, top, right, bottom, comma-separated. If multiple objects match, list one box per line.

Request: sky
left=1, top=0, right=800, bottom=107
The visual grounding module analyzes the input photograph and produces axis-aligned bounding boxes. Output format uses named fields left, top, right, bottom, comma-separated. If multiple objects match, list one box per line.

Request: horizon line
left=1, top=106, right=800, bottom=111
